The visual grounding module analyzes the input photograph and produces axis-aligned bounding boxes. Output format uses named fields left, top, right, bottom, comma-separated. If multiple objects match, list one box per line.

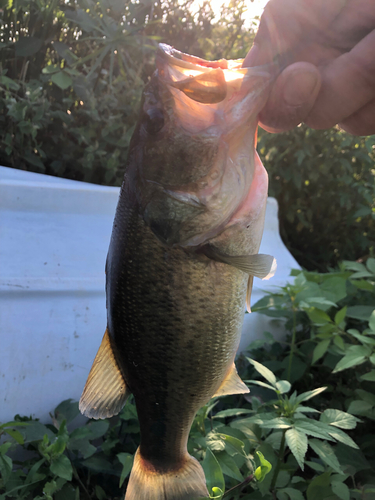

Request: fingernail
left=242, top=44, right=260, bottom=67
left=283, top=70, right=319, bottom=107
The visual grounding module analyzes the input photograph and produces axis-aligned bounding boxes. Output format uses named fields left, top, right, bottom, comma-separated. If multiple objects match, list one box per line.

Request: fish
left=79, top=43, right=276, bottom=500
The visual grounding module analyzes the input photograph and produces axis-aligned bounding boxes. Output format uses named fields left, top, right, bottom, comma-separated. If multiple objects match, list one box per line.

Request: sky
left=198, top=0, right=270, bottom=25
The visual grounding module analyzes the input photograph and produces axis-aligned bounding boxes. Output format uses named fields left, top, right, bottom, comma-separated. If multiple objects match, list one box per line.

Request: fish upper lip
left=157, top=43, right=277, bottom=79
left=157, top=43, right=230, bottom=71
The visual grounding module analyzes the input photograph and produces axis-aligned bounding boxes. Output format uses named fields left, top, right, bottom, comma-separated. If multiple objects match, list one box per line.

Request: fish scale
left=79, top=43, right=276, bottom=499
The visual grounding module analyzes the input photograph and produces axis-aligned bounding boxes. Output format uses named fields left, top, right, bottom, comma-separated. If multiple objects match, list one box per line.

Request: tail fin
left=125, top=448, right=209, bottom=500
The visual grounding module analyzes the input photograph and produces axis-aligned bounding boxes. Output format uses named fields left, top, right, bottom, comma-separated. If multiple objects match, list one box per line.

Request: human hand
left=243, top=0, right=375, bottom=135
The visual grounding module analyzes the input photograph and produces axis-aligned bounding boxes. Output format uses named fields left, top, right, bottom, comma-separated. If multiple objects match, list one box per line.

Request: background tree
left=0, top=0, right=374, bottom=270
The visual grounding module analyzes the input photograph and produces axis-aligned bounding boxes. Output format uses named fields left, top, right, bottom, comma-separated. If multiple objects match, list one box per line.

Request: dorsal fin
left=213, top=363, right=249, bottom=397
left=79, top=329, right=131, bottom=419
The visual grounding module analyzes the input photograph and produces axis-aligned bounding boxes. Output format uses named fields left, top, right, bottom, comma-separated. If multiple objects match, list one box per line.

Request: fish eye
left=145, top=108, right=165, bottom=135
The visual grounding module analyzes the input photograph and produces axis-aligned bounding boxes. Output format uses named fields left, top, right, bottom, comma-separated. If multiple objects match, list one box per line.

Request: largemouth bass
left=80, top=44, right=276, bottom=500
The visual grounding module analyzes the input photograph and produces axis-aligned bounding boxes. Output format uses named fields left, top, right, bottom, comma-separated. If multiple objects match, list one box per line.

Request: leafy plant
left=2, top=256, right=375, bottom=499
left=258, top=126, right=375, bottom=270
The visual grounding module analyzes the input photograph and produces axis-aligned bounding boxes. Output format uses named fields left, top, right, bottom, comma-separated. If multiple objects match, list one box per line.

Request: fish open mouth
left=157, top=43, right=243, bottom=71
left=141, top=44, right=274, bottom=248
left=156, top=44, right=262, bottom=106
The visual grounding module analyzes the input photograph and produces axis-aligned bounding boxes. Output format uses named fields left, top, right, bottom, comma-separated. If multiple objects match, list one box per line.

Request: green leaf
left=347, top=400, right=373, bottom=416
left=296, top=387, right=327, bottom=404
left=54, top=400, right=80, bottom=425
left=0, top=75, right=20, bottom=91
left=347, top=330, right=375, bottom=345
left=334, top=443, right=371, bottom=472
left=50, top=454, right=73, bottom=481
left=86, top=420, right=109, bottom=439
left=360, top=370, right=375, bottom=381
left=25, top=458, right=46, bottom=485
left=213, top=408, right=253, bottom=419
left=53, top=41, right=77, bottom=66
left=301, top=297, right=337, bottom=309
left=334, top=306, right=347, bottom=325
left=312, top=340, right=330, bottom=364
left=0, top=453, right=12, bottom=485
left=15, top=37, right=42, bottom=57
left=43, top=478, right=66, bottom=497
left=0, top=443, right=12, bottom=454
left=369, top=310, right=375, bottom=332
left=68, top=437, right=96, bottom=459
left=307, top=309, right=331, bottom=325
left=343, top=261, right=366, bottom=272
left=259, top=418, right=292, bottom=430
left=294, top=420, right=334, bottom=441
left=366, top=258, right=375, bottom=274
left=278, top=487, right=305, bottom=500
left=202, top=448, right=225, bottom=495
left=95, top=485, right=107, bottom=500
left=64, top=9, right=97, bottom=33
left=331, top=481, right=350, bottom=500
left=306, top=471, right=332, bottom=500
left=320, top=409, right=360, bottom=430
left=42, top=65, right=60, bottom=74
left=246, top=379, right=277, bottom=391
left=332, top=345, right=371, bottom=373
left=275, top=380, right=291, bottom=394
left=327, top=428, right=358, bottom=449
left=333, top=335, right=345, bottom=351
left=285, top=428, right=308, bottom=470
left=346, top=306, right=374, bottom=321
left=51, top=71, right=73, bottom=90
left=320, top=277, right=347, bottom=303
left=254, top=451, right=272, bottom=483
left=22, top=151, right=45, bottom=171
left=23, top=422, right=55, bottom=442
left=295, top=406, right=320, bottom=414
left=81, top=455, right=113, bottom=474
left=308, top=439, right=343, bottom=474
left=3, top=428, right=24, bottom=444
left=117, top=453, right=133, bottom=488
left=247, top=359, right=277, bottom=386
left=206, top=432, right=245, bottom=457
left=215, top=452, right=243, bottom=482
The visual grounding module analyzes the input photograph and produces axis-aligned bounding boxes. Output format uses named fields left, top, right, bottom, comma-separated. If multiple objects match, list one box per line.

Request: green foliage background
left=1, top=260, right=375, bottom=499
left=0, top=0, right=374, bottom=270
left=1, top=2, right=375, bottom=497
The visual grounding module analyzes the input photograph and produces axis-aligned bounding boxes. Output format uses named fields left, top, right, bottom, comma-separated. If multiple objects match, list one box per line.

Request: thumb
left=257, top=62, right=321, bottom=133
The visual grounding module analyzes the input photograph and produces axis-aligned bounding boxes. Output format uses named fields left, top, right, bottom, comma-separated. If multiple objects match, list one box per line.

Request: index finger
left=243, top=0, right=347, bottom=68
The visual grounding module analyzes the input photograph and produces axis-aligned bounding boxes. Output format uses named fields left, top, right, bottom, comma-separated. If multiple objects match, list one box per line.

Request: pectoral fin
left=79, top=329, right=131, bottom=419
left=246, top=275, right=254, bottom=313
left=204, top=246, right=277, bottom=280
left=213, top=363, right=249, bottom=397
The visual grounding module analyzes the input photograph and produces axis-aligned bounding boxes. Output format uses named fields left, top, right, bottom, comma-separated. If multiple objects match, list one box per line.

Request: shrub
left=258, top=127, right=375, bottom=271
left=1, top=260, right=375, bottom=499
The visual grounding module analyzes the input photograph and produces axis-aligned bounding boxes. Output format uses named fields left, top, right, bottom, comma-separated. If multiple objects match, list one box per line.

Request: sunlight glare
left=198, top=0, right=270, bottom=25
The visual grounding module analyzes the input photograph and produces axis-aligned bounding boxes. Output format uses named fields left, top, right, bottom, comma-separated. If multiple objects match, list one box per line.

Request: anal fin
left=213, top=363, right=249, bottom=397
left=79, top=329, right=130, bottom=419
